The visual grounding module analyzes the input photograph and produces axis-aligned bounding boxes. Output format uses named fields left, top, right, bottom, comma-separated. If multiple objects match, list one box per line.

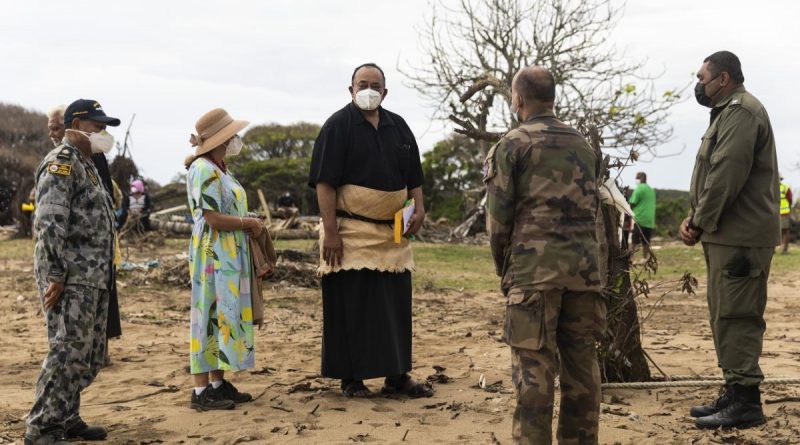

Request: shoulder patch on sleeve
left=47, top=162, right=72, bottom=176
left=483, top=143, right=499, bottom=183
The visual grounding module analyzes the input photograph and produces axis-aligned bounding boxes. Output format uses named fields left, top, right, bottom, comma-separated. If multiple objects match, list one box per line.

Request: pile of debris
left=270, top=249, right=320, bottom=288
left=117, top=249, right=321, bottom=290
left=268, top=215, right=319, bottom=240
left=410, top=214, right=489, bottom=246
left=118, top=255, right=191, bottom=289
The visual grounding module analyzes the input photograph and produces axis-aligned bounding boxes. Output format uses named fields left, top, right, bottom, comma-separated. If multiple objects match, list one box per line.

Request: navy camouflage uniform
left=27, top=142, right=115, bottom=437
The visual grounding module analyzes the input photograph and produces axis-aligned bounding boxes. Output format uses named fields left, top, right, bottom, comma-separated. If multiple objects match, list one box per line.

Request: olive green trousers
left=702, top=242, right=773, bottom=386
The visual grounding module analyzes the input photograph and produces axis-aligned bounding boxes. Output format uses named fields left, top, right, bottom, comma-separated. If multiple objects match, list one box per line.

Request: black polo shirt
left=308, top=102, right=424, bottom=192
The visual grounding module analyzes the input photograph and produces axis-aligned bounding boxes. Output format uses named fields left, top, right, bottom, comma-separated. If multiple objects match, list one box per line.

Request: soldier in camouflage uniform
left=484, top=66, right=605, bottom=445
left=25, top=100, right=119, bottom=445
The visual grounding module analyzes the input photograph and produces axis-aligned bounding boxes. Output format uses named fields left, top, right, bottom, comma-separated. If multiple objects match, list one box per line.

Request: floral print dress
left=187, top=157, right=254, bottom=373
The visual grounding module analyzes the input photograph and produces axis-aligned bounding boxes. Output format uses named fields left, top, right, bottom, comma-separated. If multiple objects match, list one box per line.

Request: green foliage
left=232, top=157, right=316, bottom=215
left=421, top=134, right=485, bottom=221
left=225, top=122, right=321, bottom=214
left=653, top=189, right=690, bottom=238
left=236, top=122, right=320, bottom=162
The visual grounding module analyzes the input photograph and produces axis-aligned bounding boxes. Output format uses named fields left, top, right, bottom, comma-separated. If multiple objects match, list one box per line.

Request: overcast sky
left=2, top=0, right=798, bottom=192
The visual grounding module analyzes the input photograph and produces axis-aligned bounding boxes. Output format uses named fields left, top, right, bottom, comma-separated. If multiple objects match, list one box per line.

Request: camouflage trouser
left=703, top=242, right=773, bottom=386
left=27, top=284, right=109, bottom=435
left=506, top=289, right=606, bottom=445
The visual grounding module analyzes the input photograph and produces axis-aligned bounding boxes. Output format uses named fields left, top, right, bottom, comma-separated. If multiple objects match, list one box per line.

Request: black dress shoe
left=191, top=384, right=235, bottom=411
left=695, top=384, right=766, bottom=429
left=65, top=417, right=107, bottom=440
left=690, top=385, right=733, bottom=417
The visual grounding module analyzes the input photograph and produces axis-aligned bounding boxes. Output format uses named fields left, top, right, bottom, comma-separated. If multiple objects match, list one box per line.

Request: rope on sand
left=602, top=377, right=800, bottom=389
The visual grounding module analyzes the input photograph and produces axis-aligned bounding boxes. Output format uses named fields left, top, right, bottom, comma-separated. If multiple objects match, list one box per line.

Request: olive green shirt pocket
left=719, top=268, right=763, bottom=319
left=503, top=287, right=546, bottom=351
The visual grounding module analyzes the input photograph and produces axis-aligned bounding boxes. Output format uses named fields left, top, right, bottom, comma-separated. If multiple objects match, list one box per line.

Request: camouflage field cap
left=189, top=108, right=249, bottom=156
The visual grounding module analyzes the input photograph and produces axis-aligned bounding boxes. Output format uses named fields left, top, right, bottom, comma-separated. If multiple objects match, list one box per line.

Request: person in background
left=628, top=171, right=656, bottom=262
left=185, top=108, right=261, bottom=410
left=680, top=50, right=779, bottom=429
left=121, top=179, right=153, bottom=231
left=26, top=99, right=119, bottom=444
left=275, top=191, right=299, bottom=218
left=779, top=175, right=793, bottom=254
left=621, top=213, right=632, bottom=252
left=25, top=105, right=69, bottom=238
left=47, top=105, right=67, bottom=147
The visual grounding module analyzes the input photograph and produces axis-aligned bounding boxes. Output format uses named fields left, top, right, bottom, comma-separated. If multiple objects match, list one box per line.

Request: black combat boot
left=23, top=427, right=70, bottom=445
left=690, top=385, right=733, bottom=417
left=695, top=384, right=766, bottom=429
left=65, top=417, right=108, bottom=440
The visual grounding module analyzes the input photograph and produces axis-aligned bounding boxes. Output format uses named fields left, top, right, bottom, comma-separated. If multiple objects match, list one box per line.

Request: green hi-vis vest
left=780, top=183, right=790, bottom=215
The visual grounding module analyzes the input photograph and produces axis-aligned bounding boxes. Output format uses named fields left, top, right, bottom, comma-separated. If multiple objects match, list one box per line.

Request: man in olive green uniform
left=485, top=66, right=605, bottom=444
left=680, top=51, right=779, bottom=429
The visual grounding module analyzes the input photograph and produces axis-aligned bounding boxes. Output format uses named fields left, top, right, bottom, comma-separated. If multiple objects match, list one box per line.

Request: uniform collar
left=347, top=102, right=396, bottom=128
left=521, top=109, right=556, bottom=124
left=713, top=85, right=747, bottom=110
left=60, top=139, right=93, bottom=160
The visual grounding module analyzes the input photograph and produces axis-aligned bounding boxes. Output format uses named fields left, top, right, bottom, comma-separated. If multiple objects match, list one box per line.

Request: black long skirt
left=321, top=269, right=412, bottom=380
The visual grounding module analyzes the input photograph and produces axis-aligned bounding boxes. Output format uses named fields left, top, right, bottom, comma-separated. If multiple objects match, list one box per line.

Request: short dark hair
left=636, top=171, right=647, bottom=182
left=514, top=68, right=556, bottom=103
left=351, top=63, right=386, bottom=85
left=704, top=51, right=745, bottom=84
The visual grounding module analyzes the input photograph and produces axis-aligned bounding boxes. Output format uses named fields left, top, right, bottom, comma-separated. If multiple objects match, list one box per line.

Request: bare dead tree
left=401, top=0, right=684, bottom=159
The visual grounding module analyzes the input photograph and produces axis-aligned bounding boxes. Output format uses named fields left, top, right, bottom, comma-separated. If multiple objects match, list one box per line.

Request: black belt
left=336, top=210, right=394, bottom=226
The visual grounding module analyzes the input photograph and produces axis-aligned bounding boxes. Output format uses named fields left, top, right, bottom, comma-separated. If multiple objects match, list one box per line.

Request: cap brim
left=89, top=116, right=121, bottom=127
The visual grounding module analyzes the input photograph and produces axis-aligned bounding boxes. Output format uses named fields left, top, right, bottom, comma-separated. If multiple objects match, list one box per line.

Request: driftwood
left=151, top=218, right=193, bottom=235
left=271, top=228, right=316, bottom=240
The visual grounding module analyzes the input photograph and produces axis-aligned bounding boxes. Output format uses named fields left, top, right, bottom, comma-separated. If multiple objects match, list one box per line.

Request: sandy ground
left=2, top=238, right=800, bottom=445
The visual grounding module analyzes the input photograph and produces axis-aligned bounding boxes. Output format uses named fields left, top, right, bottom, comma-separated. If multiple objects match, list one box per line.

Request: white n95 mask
left=67, top=129, right=115, bottom=154
left=226, top=136, right=244, bottom=156
left=355, top=89, right=382, bottom=111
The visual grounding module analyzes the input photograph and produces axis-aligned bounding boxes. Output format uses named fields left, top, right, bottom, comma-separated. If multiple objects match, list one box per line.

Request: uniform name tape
left=47, top=163, right=71, bottom=176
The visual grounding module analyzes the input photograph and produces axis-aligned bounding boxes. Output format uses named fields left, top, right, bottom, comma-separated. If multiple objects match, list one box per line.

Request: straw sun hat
left=189, top=108, right=249, bottom=156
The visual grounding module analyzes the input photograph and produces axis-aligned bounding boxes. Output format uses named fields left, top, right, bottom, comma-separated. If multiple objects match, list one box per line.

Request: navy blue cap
left=64, top=99, right=121, bottom=127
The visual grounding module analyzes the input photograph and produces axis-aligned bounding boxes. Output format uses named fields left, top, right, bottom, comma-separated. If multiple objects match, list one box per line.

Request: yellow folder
left=394, top=199, right=415, bottom=244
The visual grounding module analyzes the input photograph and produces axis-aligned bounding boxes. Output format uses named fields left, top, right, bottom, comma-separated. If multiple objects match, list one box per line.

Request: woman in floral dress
left=185, top=108, right=263, bottom=410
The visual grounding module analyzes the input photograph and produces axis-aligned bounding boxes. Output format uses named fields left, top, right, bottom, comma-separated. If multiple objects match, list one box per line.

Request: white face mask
left=226, top=136, right=243, bottom=156
left=67, top=129, right=115, bottom=154
left=354, top=88, right=383, bottom=111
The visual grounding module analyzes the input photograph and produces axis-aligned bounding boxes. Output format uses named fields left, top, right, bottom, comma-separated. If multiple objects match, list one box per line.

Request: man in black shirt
left=308, top=63, right=432, bottom=398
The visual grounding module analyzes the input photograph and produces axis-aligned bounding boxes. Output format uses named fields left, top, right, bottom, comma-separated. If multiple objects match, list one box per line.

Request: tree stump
left=597, top=203, right=651, bottom=382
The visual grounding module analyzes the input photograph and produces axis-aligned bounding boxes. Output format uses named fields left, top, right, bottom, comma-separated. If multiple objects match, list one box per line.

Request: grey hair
left=46, top=104, right=67, bottom=120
